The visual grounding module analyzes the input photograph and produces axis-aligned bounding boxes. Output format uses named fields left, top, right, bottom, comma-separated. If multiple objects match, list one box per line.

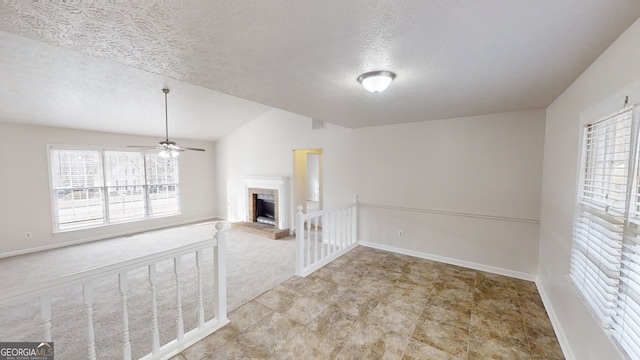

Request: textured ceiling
left=1, top=1, right=639, bottom=140
left=0, top=31, right=271, bottom=141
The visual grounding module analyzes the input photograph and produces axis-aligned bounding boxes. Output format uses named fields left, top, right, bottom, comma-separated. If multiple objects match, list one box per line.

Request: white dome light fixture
left=357, top=70, right=396, bottom=93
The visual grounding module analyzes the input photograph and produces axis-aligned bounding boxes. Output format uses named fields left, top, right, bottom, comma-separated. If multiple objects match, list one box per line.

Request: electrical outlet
left=398, top=230, right=404, bottom=238
left=25, top=232, right=32, bottom=239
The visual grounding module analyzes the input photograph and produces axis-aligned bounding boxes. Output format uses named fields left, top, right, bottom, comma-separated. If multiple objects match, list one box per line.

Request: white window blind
left=570, top=106, right=640, bottom=360
left=49, top=147, right=180, bottom=231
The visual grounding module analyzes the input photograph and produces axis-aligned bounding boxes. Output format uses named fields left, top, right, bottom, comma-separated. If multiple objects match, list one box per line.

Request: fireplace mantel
left=241, top=176, right=290, bottom=231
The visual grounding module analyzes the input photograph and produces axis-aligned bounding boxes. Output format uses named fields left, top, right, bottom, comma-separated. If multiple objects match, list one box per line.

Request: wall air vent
left=312, top=119, right=326, bottom=130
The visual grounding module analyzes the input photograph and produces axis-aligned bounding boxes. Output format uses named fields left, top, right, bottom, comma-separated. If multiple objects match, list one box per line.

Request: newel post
left=295, top=205, right=305, bottom=276
left=214, top=222, right=227, bottom=322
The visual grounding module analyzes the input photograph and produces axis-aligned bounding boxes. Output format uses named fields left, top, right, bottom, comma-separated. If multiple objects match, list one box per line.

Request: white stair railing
left=0, top=222, right=229, bottom=360
left=296, top=196, right=358, bottom=277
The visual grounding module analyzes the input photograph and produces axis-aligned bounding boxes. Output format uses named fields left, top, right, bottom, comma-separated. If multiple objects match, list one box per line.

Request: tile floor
left=173, top=246, right=564, bottom=360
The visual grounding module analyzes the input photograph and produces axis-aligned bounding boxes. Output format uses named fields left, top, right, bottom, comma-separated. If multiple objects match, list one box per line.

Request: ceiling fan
left=128, top=88, right=205, bottom=158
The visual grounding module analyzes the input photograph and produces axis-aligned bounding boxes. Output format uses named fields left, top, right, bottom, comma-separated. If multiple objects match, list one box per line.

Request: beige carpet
left=0, top=221, right=296, bottom=360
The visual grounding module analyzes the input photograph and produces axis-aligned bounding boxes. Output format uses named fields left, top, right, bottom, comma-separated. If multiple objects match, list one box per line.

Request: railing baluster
left=344, top=209, right=349, bottom=246
left=323, top=213, right=327, bottom=255
left=342, top=208, right=347, bottom=248
left=119, top=273, right=132, bottom=360
left=338, top=211, right=342, bottom=248
left=313, top=216, right=318, bottom=264
left=304, top=220, right=313, bottom=266
left=196, top=250, right=205, bottom=327
left=314, top=216, right=320, bottom=262
left=39, top=295, right=52, bottom=342
left=296, top=206, right=305, bottom=276
left=83, top=284, right=97, bottom=360
left=335, top=210, right=339, bottom=250
left=214, top=223, right=228, bottom=322
left=148, top=264, right=160, bottom=354
left=334, top=211, right=339, bottom=253
left=353, top=195, right=358, bottom=244
left=174, top=256, right=184, bottom=341
left=338, top=209, right=343, bottom=249
left=322, top=213, right=328, bottom=256
left=347, top=208, right=353, bottom=246
left=320, top=213, right=325, bottom=257
left=303, top=218, right=308, bottom=267
left=331, top=211, right=337, bottom=254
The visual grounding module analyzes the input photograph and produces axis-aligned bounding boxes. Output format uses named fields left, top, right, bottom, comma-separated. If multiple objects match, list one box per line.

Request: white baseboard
left=358, top=241, right=537, bottom=282
left=0, top=217, right=219, bottom=259
left=535, top=281, right=576, bottom=360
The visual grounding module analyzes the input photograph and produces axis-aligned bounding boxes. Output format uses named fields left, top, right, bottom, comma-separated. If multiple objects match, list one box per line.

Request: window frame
left=48, top=145, right=181, bottom=233
left=570, top=104, right=640, bottom=360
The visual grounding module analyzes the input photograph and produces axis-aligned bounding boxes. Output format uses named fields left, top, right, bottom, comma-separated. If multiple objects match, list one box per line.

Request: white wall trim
left=241, top=176, right=290, bottom=230
left=360, top=202, right=539, bottom=225
left=359, top=241, right=537, bottom=281
left=536, top=280, right=576, bottom=360
left=0, top=216, right=217, bottom=259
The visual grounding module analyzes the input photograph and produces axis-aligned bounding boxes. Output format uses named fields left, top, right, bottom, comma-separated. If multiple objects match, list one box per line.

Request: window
left=145, top=153, right=179, bottom=216
left=105, top=151, right=146, bottom=222
left=570, top=106, right=640, bottom=359
left=50, top=149, right=105, bottom=230
left=50, top=147, right=180, bottom=231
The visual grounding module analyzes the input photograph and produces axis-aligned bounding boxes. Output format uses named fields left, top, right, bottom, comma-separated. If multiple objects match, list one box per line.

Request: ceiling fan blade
left=169, top=144, right=205, bottom=152
left=127, top=145, right=161, bottom=150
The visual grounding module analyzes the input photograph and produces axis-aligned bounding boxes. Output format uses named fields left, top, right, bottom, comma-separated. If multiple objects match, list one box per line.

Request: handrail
left=0, top=237, right=217, bottom=307
left=298, top=201, right=356, bottom=221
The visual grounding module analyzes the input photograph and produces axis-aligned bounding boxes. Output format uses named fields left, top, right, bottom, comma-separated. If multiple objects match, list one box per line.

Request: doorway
left=292, top=149, right=323, bottom=215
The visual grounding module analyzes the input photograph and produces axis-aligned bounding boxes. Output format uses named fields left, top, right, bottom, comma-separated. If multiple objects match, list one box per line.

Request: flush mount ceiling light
left=357, top=70, right=396, bottom=93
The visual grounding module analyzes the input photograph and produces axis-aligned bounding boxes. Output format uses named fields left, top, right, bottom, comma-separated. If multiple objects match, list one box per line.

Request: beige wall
left=539, top=17, right=640, bottom=360
left=215, top=108, right=545, bottom=277
left=353, top=110, right=545, bottom=277
left=0, top=123, right=217, bottom=255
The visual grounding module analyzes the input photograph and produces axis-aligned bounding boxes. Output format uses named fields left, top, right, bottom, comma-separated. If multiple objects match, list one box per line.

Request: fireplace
left=241, top=176, right=290, bottom=232
left=234, top=176, right=290, bottom=239
left=249, top=189, right=278, bottom=226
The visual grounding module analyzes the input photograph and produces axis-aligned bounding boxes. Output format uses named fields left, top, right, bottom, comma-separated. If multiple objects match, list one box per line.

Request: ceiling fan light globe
left=158, top=149, right=171, bottom=159
left=170, top=150, right=180, bottom=158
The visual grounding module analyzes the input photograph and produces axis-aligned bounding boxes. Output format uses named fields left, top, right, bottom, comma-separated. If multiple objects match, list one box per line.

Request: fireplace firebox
left=248, top=188, right=279, bottom=227
left=254, top=194, right=276, bottom=226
